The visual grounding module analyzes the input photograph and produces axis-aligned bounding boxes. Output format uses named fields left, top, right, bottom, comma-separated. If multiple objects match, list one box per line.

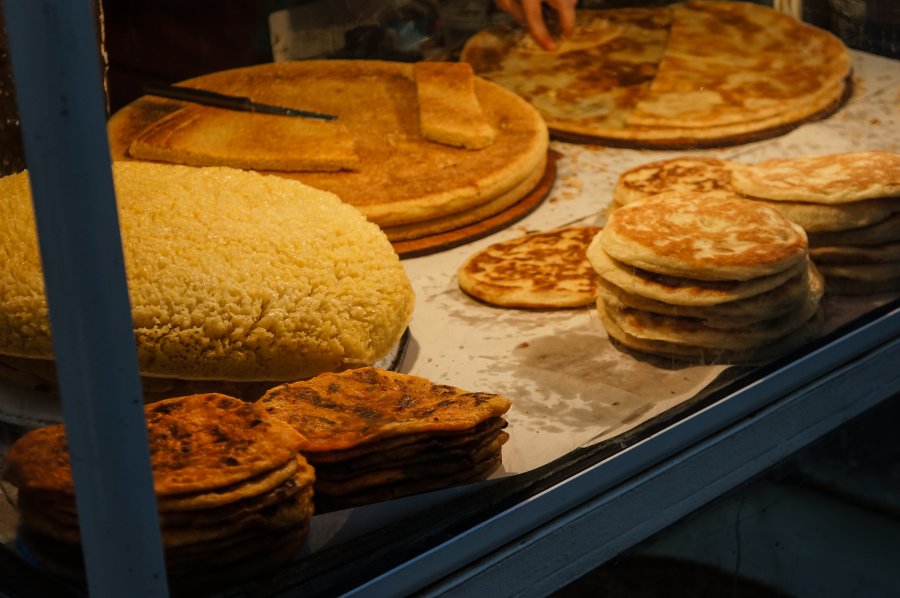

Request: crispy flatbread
left=258, top=367, right=511, bottom=452
left=729, top=151, right=900, bottom=203
left=457, top=226, right=601, bottom=308
left=596, top=193, right=809, bottom=281
left=808, top=213, right=900, bottom=247
left=4, top=394, right=306, bottom=496
left=462, top=3, right=849, bottom=147
left=414, top=62, right=495, bottom=150
left=108, top=60, right=548, bottom=229
left=627, top=2, right=849, bottom=129
left=810, top=241, right=900, bottom=265
left=128, top=104, right=361, bottom=171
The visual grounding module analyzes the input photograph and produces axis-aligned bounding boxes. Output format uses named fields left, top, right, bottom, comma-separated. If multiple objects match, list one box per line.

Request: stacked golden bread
left=613, top=152, right=900, bottom=296
left=462, top=1, right=850, bottom=148
left=0, top=162, right=414, bottom=401
left=729, top=152, right=900, bottom=295
left=588, top=194, right=823, bottom=364
left=3, top=394, right=314, bottom=593
left=258, top=367, right=512, bottom=510
left=108, top=60, right=549, bottom=242
left=457, top=226, right=602, bottom=308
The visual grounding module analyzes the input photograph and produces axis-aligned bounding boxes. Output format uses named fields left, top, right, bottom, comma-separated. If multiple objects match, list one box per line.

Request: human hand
left=494, top=0, right=578, bottom=51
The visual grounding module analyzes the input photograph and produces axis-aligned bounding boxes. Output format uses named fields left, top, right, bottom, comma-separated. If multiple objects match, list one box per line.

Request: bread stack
left=729, top=151, right=900, bottom=295
left=588, top=193, right=824, bottom=364
left=258, top=367, right=512, bottom=510
left=3, top=394, right=314, bottom=593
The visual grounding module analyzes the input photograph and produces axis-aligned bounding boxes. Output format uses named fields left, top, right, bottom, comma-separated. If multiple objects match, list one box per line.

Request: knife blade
left=142, top=82, right=339, bottom=121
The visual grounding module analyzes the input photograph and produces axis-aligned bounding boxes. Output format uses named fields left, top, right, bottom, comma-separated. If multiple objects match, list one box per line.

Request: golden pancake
left=0, top=163, right=415, bottom=383
left=588, top=249, right=807, bottom=307
left=598, top=301, right=824, bottom=365
left=414, top=62, right=495, bottom=150
left=729, top=151, right=900, bottom=203
left=763, top=196, right=900, bottom=233
left=315, top=431, right=508, bottom=495
left=808, top=213, right=900, bottom=247
left=258, top=367, right=512, bottom=452
left=4, top=394, right=306, bottom=496
left=817, top=261, right=900, bottom=283
left=128, top=104, right=361, bottom=171
left=108, top=60, right=548, bottom=229
left=596, top=261, right=820, bottom=328
left=457, top=226, right=602, bottom=308
left=613, top=157, right=732, bottom=205
left=810, top=242, right=900, bottom=265
left=596, top=193, right=809, bottom=281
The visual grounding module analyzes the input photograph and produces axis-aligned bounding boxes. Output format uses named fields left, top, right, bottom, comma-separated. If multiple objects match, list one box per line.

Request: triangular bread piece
left=414, top=62, right=496, bottom=150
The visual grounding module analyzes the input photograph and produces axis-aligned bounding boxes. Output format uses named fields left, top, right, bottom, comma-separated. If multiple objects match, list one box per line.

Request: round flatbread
left=462, top=2, right=849, bottom=148
left=0, top=162, right=415, bottom=382
left=108, top=60, right=549, bottom=230
left=613, top=157, right=732, bottom=205
left=457, top=226, right=601, bottom=308
left=596, top=193, right=809, bottom=281
left=729, top=151, right=900, bottom=203
left=4, top=394, right=306, bottom=496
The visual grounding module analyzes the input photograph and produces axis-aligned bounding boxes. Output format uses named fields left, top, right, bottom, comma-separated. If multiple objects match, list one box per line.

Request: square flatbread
left=258, top=367, right=511, bottom=452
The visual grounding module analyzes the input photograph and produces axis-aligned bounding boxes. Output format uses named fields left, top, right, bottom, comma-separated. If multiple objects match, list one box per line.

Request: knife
left=142, top=82, right=339, bottom=121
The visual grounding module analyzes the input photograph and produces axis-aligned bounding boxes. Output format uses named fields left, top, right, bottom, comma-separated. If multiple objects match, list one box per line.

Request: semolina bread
left=0, top=162, right=415, bottom=383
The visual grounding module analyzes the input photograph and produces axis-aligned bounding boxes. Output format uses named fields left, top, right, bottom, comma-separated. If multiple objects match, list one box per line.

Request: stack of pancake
left=3, top=393, right=314, bottom=593
left=258, top=367, right=512, bottom=510
left=612, top=152, right=900, bottom=296
left=728, top=151, right=900, bottom=295
left=588, top=193, right=824, bottom=364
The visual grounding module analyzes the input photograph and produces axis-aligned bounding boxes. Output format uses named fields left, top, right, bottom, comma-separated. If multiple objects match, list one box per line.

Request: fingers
left=548, top=0, right=578, bottom=36
left=521, top=0, right=556, bottom=51
left=494, top=0, right=524, bottom=25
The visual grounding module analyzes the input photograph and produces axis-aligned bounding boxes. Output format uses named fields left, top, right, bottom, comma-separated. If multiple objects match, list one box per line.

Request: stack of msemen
left=587, top=193, right=824, bottom=364
left=729, top=151, right=900, bottom=295
left=258, top=367, right=511, bottom=510
left=3, top=394, right=314, bottom=593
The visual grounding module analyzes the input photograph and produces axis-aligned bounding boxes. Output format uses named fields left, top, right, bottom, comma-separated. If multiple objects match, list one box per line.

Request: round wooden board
left=392, top=151, right=558, bottom=259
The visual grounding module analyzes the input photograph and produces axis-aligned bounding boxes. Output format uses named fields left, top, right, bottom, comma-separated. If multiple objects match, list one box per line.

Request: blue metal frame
left=3, top=0, right=167, bottom=595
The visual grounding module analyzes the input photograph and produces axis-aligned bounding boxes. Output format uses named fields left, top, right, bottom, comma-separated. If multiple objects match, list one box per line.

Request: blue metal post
left=2, top=0, right=168, bottom=595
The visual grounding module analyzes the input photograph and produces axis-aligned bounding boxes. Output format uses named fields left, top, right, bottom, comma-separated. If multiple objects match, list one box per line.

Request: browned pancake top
left=4, top=393, right=305, bottom=496
left=258, top=367, right=511, bottom=452
left=614, top=157, right=732, bottom=204
left=600, top=193, right=809, bottom=280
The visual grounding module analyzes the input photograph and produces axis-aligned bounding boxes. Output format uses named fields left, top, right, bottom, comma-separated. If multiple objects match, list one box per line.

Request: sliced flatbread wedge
left=414, top=62, right=495, bottom=150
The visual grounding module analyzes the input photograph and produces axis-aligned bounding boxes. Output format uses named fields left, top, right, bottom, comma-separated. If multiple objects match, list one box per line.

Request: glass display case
left=0, top=1, right=898, bottom=596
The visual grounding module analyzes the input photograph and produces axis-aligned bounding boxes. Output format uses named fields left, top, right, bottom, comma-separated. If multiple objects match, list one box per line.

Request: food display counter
left=1, top=1, right=899, bottom=596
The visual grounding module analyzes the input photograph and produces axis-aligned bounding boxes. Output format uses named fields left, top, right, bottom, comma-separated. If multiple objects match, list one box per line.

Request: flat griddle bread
left=259, top=367, right=511, bottom=507
left=0, top=162, right=414, bottom=383
left=4, top=393, right=316, bottom=591
left=457, top=226, right=601, bottom=308
left=108, top=60, right=549, bottom=235
left=414, top=61, right=496, bottom=150
left=462, top=2, right=850, bottom=148
left=597, top=193, right=809, bottom=281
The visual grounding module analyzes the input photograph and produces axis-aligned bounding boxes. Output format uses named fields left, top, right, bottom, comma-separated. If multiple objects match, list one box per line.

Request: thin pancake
left=457, top=226, right=601, bottom=308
